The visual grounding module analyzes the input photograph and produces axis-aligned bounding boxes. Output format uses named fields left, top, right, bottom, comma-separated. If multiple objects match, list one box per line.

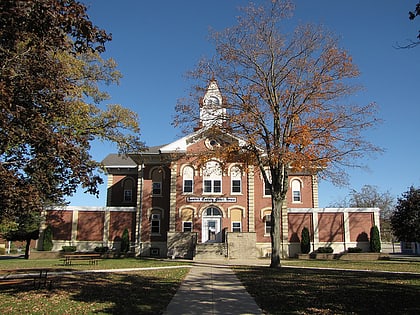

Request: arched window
left=182, top=166, right=194, bottom=193
left=291, top=179, right=302, bottom=202
left=123, top=178, right=134, bottom=202
left=204, top=207, right=222, bottom=217
left=230, top=166, right=242, bottom=194
left=203, top=161, right=222, bottom=194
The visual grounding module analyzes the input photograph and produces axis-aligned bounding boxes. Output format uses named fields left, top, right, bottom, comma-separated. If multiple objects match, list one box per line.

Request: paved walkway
left=163, top=262, right=264, bottom=315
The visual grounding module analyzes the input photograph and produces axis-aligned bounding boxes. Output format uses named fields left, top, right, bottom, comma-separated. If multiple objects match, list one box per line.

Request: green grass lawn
left=281, top=257, right=420, bottom=273
left=0, top=257, right=190, bottom=314
left=236, top=259, right=420, bottom=314
left=1, top=257, right=420, bottom=314
left=0, top=256, right=190, bottom=271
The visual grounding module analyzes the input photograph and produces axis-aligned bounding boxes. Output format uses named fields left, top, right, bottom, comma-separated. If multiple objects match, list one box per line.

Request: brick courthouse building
left=44, top=81, right=380, bottom=259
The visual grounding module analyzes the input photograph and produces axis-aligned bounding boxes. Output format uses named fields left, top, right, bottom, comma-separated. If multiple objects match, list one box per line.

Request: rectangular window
left=183, top=221, right=192, bottom=232
left=204, top=180, right=212, bottom=193
left=293, top=191, right=301, bottom=202
left=203, top=180, right=222, bottom=193
left=232, top=180, right=241, bottom=193
left=152, top=182, right=161, bottom=195
left=264, top=184, right=271, bottom=196
left=124, top=190, right=132, bottom=202
left=213, top=180, right=221, bottom=193
left=265, top=215, right=272, bottom=235
left=232, top=222, right=241, bottom=232
left=183, top=180, right=193, bottom=193
left=151, top=219, right=160, bottom=234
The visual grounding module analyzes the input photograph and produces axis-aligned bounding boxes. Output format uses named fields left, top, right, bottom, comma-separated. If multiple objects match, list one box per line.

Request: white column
left=135, top=164, right=144, bottom=253
left=106, top=174, right=113, bottom=206
left=103, top=208, right=110, bottom=246
left=169, top=162, right=177, bottom=232
left=343, top=211, right=350, bottom=250
left=71, top=210, right=79, bottom=243
left=247, top=165, right=255, bottom=232
left=312, top=208, right=319, bottom=250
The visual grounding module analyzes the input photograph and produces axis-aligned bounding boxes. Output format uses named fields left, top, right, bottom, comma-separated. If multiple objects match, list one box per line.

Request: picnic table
left=0, top=269, right=50, bottom=289
left=62, top=253, right=101, bottom=266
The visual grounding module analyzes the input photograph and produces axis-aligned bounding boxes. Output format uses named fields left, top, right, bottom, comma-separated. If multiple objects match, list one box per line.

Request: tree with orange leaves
left=174, top=0, right=382, bottom=268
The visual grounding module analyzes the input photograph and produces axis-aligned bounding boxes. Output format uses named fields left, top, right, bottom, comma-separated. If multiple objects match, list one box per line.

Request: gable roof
left=159, top=126, right=247, bottom=154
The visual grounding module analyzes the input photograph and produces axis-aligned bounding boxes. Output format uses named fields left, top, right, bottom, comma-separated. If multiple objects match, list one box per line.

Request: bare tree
left=330, top=185, right=395, bottom=241
left=175, top=0, right=382, bottom=267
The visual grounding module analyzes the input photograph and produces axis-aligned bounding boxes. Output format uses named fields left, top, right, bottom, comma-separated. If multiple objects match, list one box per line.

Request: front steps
left=194, top=243, right=227, bottom=260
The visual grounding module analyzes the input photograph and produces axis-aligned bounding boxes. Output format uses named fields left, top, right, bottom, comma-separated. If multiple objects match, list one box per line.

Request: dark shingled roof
left=101, top=154, right=137, bottom=167
left=102, top=145, right=168, bottom=167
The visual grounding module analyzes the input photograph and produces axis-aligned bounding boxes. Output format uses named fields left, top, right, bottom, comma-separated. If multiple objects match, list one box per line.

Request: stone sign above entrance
left=186, top=197, right=237, bottom=203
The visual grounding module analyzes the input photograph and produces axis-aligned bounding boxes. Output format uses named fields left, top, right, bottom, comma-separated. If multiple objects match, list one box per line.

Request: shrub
left=317, top=246, right=333, bottom=253
left=300, top=227, right=311, bottom=254
left=42, top=225, right=53, bottom=251
left=121, top=228, right=130, bottom=253
left=62, top=246, right=76, bottom=252
left=370, top=225, right=381, bottom=253
left=94, top=246, right=109, bottom=253
left=347, top=247, right=363, bottom=253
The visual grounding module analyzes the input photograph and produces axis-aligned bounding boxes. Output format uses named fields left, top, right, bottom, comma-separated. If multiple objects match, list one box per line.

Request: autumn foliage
left=0, top=0, right=144, bottom=222
left=175, top=0, right=381, bottom=267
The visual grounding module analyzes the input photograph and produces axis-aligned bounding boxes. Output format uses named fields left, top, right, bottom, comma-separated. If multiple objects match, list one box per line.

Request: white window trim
left=232, top=221, right=242, bottom=232
left=291, top=178, right=302, bottom=203
left=182, top=221, right=193, bottom=232
left=203, top=179, right=222, bottom=194
left=231, top=179, right=242, bottom=194
left=264, top=214, right=272, bottom=236
left=151, top=217, right=161, bottom=235
left=183, top=179, right=194, bottom=194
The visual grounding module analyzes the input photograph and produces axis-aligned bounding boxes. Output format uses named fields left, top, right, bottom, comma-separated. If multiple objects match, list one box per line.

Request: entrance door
left=202, top=207, right=222, bottom=243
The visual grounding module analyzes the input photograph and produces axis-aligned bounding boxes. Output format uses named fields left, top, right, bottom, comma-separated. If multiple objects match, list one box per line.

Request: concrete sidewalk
left=163, top=263, right=264, bottom=315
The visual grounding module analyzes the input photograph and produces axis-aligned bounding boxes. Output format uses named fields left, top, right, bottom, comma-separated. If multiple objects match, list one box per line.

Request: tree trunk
left=270, top=194, right=285, bottom=268
left=24, top=239, right=31, bottom=259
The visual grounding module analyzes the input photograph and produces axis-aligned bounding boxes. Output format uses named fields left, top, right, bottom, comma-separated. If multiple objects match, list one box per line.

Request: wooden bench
left=0, top=269, right=51, bottom=289
left=62, top=253, right=101, bottom=266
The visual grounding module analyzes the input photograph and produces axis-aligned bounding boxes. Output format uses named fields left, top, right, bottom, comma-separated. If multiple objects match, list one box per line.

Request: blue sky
left=68, top=0, right=420, bottom=207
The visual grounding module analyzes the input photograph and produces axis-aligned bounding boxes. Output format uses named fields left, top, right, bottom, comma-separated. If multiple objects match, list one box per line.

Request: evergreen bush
left=62, top=246, right=76, bottom=252
left=42, top=225, right=53, bottom=251
left=370, top=225, right=381, bottom=252
left=300, top=227, right=311, bottom=254
left=347, top=247, right=363, bottom=253
left=121, top=228, right=130, bottom=253
left=94, top=246, right=109, bottom=253
left=317, top=246, right=333, bottom=253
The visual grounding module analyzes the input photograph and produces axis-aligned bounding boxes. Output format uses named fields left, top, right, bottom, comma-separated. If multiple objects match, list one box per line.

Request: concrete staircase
left=194, top=243, right=227, bottom=260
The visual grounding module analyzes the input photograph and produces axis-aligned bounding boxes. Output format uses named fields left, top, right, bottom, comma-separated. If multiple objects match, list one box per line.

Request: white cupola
left=200, top=80, right=226, bottom=128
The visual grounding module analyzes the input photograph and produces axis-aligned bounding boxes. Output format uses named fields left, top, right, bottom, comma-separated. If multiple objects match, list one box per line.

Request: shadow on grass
left=0, top=269, right=188, bottom=315
left=236, top=266, right=420, bottom=315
